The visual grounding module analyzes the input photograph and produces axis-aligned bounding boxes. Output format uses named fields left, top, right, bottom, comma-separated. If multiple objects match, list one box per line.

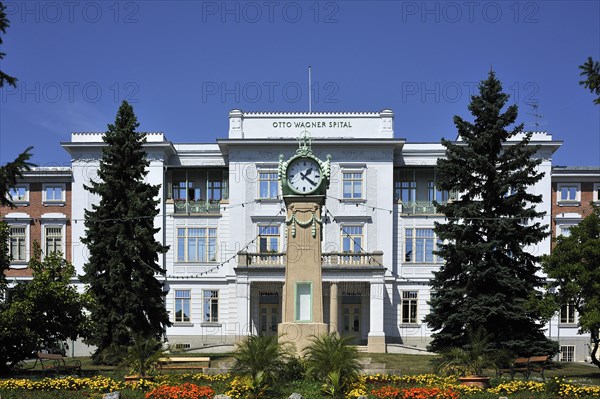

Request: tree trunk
left=590, top=330, right=600, bottom=369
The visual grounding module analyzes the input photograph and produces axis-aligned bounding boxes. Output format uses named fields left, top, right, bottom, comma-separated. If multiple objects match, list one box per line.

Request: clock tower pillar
left=277, top=132, right=331, bottom=354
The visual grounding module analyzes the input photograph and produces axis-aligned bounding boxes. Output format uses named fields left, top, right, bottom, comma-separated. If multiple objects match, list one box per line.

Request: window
left=342, top=172, right=363, bottom=199
left=170, top=169, right=229, bottom=202
left=43, top=184, right=65, bottom=202
left=9, top=226, right=27, bottom=262
left=428, top=182, right=450, bottom=203
left=395, top=181, right=416, bottom=202
left=557, top=184, right=580, bottom=202
left=203, top=290, right=219, bottom=323
left=560, top=303, right=576, bottom=324
left=8, top=185, right=28, bottom=202
left=174, top=290, right=191, bottom=322
left=207, top=171, right=227, bottom=201
left=44, top=226, right=63, bottom=255
left=295, top=282, right=312, bottom=322
left=172, top=181, right=190, bottom=201
left=401, top=291, right=418, bottom=324
left=341, top=226, right=364, bottom=253
left=405, top=228, right=441, bottom=263
left=258, top=170, right=279, bottom=199
left=259, top=226, right=280, bottom=252
left=558, top=224, right=575, bottom=237
left=177, top=228, right=217, bottom=262
left=560, top=345, right=575, bottom=362
left=594, top=183, right=600, bottom=203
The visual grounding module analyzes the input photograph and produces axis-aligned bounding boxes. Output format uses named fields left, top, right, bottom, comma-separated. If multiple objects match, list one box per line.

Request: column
left=368, top=277, right=386, bottom=352
left=236, top=279, right=251, bottom=341
left=330, top=282, right=339, bottom=334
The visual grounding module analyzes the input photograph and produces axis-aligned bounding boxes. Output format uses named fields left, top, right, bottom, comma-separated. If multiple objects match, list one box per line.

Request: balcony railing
left=400, top=201, right=445, bottom=215
left=174, top=200, right=222, bottom=214
left=239, top=252, right=286, bottom=266
left=238, top=251, right=383, bottom=268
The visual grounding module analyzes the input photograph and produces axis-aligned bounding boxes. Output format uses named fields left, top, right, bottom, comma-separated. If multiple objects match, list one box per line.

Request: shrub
left=232, top=334, right=292, bottom=382
left=304, top=333, right=361, bottom=398
left=303, top=333, right=360, bottom=382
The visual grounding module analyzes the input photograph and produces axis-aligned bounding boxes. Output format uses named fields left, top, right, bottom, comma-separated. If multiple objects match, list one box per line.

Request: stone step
left=360, top=368, right=388, bottom=375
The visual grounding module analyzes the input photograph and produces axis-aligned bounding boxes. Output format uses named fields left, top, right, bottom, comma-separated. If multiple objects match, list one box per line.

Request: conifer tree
left=0, top=1, right=17, bottom=88
left=425, top=71, right=557, bottom=356
left=81, top=101, right=170, bottom=362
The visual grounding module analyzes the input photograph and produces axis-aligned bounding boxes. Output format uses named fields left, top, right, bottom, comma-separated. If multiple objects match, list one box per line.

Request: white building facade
left=61, top=110, right=587, bottom=359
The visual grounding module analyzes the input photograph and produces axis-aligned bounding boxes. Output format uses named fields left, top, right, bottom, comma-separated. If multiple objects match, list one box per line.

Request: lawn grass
left=13, top=352, right=600, bottom=382
left=360, top=352, right=600, bottom=384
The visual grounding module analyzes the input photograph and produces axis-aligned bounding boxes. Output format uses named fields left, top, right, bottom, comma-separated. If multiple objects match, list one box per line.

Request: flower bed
left=145, top=382, right=214, bottom=399
left=1, top=372, right=600, bottom=398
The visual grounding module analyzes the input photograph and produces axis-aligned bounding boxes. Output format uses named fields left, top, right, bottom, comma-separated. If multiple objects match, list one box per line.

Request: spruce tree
left=81, top=101, right=170, bottom=362
left=424, top=71, right=557, bottom=356
left=0, top=1, right=18, bottom=88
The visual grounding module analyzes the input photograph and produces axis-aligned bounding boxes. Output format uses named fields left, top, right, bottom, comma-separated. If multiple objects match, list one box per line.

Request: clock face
left=287, top=157, right=322, bottom=194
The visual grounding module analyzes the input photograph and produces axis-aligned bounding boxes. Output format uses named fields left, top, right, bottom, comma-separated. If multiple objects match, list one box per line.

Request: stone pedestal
left=278, top=322, right=329, bottom=354
left=367, top=333, right=386, bottom=353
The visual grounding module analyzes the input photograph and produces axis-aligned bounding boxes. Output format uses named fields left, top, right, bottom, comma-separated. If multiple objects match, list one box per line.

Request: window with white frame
left=258, top=170, right=279, bottom=199
left=177, top=228, right=217, bottom=262
left=8, top=185, right=28, bottom=203
left=342, top=171, right=363, bottom=199
left=259, top=225, right=280, bottom=253
left=9, top=226, right=27, bottom=262
left=174, top=290, right=191, bottom=323
left=557, top=184, right=580, bottom=202
left=594, top=183, right=600, bottom=203
left=401, top=291, right=418, bottom=324
left=560, top=345, right=575, bottom=362
left=404, top=228, right=441, bottom=263
left=43, top=184, right=65, bottom=203
left=558, top=224, right=576, bottom=237
left=44, top=226, right=63, bottom=256
left=202, top=290, right=219, bottom=323
left=560, top=303, right=576, bottom=324
left=341, top=225, right=364, bottom=253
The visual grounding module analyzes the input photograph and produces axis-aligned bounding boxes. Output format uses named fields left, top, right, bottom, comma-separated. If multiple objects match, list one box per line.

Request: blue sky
left=0, top=0, right=599, bottom=167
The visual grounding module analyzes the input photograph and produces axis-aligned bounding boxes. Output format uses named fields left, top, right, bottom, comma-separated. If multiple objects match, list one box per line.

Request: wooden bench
left=497, top=355, right=550, bottom=380
left=528, top=355, right=551, bottom=379
left=158, top=356, right=210, bottom=371
left=35, top=353, right=82, bottom=376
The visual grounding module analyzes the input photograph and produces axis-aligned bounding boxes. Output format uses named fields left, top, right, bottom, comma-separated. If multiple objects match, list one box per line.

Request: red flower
left=145, top=383, right=215, bottom=399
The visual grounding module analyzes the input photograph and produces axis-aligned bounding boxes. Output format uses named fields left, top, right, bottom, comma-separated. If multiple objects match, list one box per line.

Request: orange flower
left=145, top=383, right=215, bottom=399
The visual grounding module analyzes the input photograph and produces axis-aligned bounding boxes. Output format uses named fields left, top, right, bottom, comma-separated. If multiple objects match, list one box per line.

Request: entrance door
left=342, top=304, right=361, bottom=341
left=259, top=304, right=279, bottom=335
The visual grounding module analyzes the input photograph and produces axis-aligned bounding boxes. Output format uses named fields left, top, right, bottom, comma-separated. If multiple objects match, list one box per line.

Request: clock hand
left=304, top=175, right=317, bottom=186
left=298, top=172, right=316, bottom=186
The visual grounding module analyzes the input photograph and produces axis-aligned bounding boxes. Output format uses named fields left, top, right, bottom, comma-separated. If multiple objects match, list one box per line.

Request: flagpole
left=308, top=65, right=312, bottom=113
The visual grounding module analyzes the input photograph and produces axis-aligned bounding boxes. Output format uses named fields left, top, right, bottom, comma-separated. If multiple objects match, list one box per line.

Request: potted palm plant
left=123, top=334, right=165, bottom=383
left=434, top=328, right=495, bottom=388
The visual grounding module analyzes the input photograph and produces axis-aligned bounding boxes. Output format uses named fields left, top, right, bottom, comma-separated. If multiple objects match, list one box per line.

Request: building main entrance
left=258, top=293, right=280, bottom=336
left=342, top=303, right=361, bottom=342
